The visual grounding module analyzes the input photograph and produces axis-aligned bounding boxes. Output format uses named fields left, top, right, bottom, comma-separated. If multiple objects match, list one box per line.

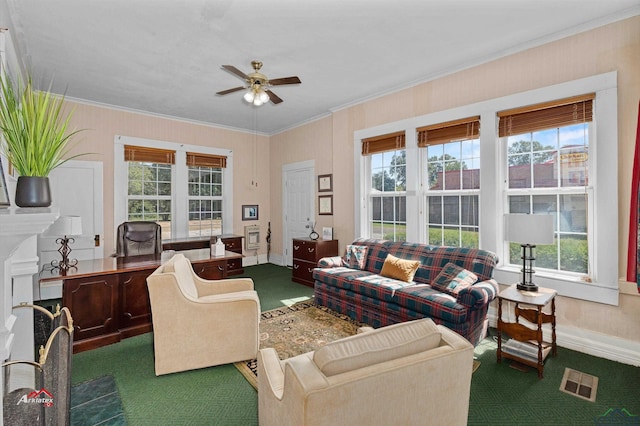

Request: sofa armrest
left=456, top=279, right=499, bottom=309
left=318, top=256, right=344, bottom=268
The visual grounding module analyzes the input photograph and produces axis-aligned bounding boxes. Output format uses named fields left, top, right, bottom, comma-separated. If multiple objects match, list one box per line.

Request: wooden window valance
left=417, top=116, right=480, bottom=147
left=124, top=145, right=175, bottom=164
left=186, top=152, right=227, bottom=168
left=498, top=94, right=594, bottom=137
left=361, top=131, right=405, bottom=155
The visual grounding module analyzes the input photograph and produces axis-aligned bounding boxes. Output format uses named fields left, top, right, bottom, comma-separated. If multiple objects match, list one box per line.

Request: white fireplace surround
left=0, top=207, right=59, bottom=425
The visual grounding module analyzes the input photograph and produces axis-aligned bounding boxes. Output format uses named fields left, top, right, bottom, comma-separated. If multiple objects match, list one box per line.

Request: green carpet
left=71, top=264, right=640, bottom=425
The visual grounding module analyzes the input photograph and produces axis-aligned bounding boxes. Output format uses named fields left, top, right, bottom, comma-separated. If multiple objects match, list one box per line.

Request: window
left=125, top=145, right=174, bottom=239
left=186, top=152, right=226, bottom=237
left=363, top=132, right=406, bottom=241
left=500, top=96, right=592, bottom=275
left=419, top=117, right=480, bottom=248
left=115, top=137, right=233, bottom=242
left=354, top=73, right=618, bottom=304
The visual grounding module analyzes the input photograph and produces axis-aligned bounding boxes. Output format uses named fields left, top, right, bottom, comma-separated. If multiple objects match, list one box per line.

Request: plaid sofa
left=312, top=239, right=499, bottom=346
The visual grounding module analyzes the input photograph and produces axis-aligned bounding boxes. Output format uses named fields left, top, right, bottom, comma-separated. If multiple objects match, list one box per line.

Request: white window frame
left=114, top=135, right=234, bottom=240
left=355, top=72, right=618, bottom=305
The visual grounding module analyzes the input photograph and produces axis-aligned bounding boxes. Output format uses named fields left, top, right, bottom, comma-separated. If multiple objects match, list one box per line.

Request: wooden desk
left=496, top=285, right=557, bottom=378
left=162, top=234, right=244, bottom=275
left=39, top=249, right=242, bottom=353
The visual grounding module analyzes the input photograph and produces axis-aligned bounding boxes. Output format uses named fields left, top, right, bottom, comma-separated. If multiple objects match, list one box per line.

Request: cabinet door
left=119, top=269, right=153, bottom=337
left=64, top=275, right=118, bottom=342
left=292, top=259, right=316, bottom=286
left=193, top=259, right=226, bottom=280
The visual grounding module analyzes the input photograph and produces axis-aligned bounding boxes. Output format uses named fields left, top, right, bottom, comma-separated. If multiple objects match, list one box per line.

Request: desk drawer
left=292, top=240, right=318, bottom=262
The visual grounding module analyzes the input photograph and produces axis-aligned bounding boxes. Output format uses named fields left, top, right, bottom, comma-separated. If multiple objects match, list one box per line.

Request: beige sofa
left=146, top=253, right=260, bottom=375
left=258, top=318, right=474, bottom=426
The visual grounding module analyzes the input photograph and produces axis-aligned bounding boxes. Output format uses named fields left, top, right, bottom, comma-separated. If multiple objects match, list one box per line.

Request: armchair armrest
left=456, top=279, right=498, bottom=309
left=191, top=273, right=255, bottom=297
left=318, top=256, right=344, bottom=268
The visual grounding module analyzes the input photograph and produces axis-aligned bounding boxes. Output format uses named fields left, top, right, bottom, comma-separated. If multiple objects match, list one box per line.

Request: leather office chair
left=115, top=221, right=162, bottom=257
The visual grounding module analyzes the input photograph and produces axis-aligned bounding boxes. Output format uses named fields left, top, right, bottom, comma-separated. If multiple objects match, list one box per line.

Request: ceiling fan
left=216, top=60, right=301, bottom=106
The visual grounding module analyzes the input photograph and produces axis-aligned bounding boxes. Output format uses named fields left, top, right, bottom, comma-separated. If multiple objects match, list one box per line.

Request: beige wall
left=63, top=103, right=270, bottom=256
left=270, top=16, right=640, bottom=343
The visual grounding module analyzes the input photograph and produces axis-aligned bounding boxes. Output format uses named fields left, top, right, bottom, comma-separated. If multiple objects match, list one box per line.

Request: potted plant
left=0, top=73, right=85, bottom=207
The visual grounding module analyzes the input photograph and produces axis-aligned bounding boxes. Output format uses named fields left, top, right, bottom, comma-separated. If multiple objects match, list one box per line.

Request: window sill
left=493, top=265, right=618, bottom=306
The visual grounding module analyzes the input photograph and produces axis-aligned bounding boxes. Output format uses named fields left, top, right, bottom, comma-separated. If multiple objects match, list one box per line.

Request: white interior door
left=38, top=160, right=104, bottom=268
left=282, top=161, right=314, bottom=266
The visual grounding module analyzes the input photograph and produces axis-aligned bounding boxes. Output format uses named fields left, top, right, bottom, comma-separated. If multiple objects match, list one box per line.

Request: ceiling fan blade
left=216, top=86, right=245, bottom=96
left=269, top=76, right=301, bottom=86
left=221, top=65, right=249, bottom=80
left=266, top=90, right=283, bottom=104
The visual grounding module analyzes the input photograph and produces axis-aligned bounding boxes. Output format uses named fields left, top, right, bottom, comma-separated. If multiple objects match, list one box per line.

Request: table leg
left=497, top=298, right=503, bottom=363
left=551, top=297, right=557, bottom=356
left=537, top=305, right=543, bottom=378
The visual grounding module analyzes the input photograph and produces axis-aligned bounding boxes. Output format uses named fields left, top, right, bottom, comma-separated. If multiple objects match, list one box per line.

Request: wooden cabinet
left=292, top=238, right=339, bottom=287
left=163, top=234, right=244, bottom=275
left=220, top=235, right=243, bottom=275
left=191, top=258, right=226, bottom=280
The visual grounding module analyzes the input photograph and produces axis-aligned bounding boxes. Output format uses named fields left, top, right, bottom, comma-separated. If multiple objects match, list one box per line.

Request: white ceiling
left=4, top=0, right=639, bottom=135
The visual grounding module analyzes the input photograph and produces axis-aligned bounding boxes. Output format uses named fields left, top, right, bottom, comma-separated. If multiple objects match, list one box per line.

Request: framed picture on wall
left=318, top=174, right=332, bottom=192
left=242, top=204, right=259, bottom=220
left=0, top=160, right=10, bottom=208
left=318, top=195, right=333, bottom=215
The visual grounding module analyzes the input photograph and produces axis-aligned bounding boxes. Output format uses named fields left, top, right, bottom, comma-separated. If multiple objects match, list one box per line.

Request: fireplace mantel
left=0, top=206, right=58, bottom=425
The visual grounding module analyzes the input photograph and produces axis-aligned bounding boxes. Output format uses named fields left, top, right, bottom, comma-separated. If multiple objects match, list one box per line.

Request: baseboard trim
left=488, top=308, right=640, bottom=366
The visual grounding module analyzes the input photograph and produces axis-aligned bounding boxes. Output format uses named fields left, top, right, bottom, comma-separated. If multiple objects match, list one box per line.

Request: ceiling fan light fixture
left=258, top=90, right=270, bottom=104
left=243, top=89, right=255, bottom=103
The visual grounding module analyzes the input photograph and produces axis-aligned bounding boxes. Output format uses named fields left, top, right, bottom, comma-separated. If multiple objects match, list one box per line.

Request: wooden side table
left=496, top=284, right=557, bottom=378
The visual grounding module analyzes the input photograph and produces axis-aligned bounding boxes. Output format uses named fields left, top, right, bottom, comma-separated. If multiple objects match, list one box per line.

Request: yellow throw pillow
left=380, top=254, right=420, bottom=282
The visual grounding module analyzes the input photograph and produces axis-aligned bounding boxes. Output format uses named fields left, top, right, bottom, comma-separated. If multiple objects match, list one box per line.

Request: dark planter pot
left=15, top=176, right=52, bottom=207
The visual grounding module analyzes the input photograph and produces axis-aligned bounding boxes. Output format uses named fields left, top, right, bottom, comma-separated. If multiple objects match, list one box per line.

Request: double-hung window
left=499, top=95, right=593, bottom=276
left=186, top=152, right=225, bottom=237
left=125, top=145, right=174, bottom=239
left=363, top=132, right=406, bottom=241
left=418, top=117, right=480, bottom=248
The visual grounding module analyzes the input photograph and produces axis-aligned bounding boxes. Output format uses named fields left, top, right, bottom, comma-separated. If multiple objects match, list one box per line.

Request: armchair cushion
left=313, top=318, right=441, bottom=376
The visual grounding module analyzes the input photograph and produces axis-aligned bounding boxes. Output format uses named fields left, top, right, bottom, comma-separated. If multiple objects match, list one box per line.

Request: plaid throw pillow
left=343, top=245, right=369, bottom=270
left=431, top=262, right=478, bottom=294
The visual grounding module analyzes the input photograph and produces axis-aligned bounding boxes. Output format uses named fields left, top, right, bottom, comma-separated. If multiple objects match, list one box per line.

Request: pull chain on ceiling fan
left=216, top=60, right=301, bottom=106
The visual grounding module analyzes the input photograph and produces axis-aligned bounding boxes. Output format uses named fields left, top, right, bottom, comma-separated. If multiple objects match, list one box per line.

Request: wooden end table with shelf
left=496, top=284, right=557, bottom=378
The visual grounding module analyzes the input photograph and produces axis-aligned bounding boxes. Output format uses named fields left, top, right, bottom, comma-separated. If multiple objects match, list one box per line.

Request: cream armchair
left=146, top=253, right=260, bottom=375
left=258, top=318, right=474, bottom=426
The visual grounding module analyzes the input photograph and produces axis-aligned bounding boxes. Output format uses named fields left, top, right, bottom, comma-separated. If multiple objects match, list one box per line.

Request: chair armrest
left=192, top=274, right=255, bottom=297
left=456, top=279, right=499, bottom=309
left=318, top=256, right=344, bottom=268
left=197, top=290, right=261, bottom=307
left=258, top=348, right=286, bottom=399
left=284, top=355, right=329, bottom=394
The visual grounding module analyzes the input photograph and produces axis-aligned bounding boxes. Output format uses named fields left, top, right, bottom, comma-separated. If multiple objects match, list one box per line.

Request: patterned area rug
left=235, top=301, right=481, bottom=389
left=234, top=301, right=364, bottom=389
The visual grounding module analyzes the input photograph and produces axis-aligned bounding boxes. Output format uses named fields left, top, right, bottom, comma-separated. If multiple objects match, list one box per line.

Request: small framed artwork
left=322, top=227, right=333, bottom=240
left=242, top=204, right=259, bottom=221
left=318, top=195, right=333, bottom=215
left=0, top=160, right=10, bottom=208
left=318, top=174, right=333, bottom=192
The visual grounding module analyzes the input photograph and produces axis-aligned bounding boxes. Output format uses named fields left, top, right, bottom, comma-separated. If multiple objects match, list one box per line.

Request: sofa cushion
left=343, top=244, right=369, bottom=270
left=380, top=254, right=420, bottom=282
left=313, top=319, right=441, bottom=376
left=394, top=285, right=468, bottom=324
left=431, top=262, right=478, bottom=294
left=312, top=267, right=373, bottom=291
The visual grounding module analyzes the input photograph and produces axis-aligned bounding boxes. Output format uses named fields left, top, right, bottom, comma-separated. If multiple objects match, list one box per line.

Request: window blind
left=417, top=116, right=480, bottom=147
left=124, top=145, right=175, bottom=164
left=186, top=152, right=227, bottom=168
left=498, top=94, right=594, bottom=137
left=361, top=131, right=405, bottom=155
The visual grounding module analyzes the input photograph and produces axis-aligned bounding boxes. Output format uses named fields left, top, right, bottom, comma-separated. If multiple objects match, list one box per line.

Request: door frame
left=282, top=160, right=315, bottom=266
